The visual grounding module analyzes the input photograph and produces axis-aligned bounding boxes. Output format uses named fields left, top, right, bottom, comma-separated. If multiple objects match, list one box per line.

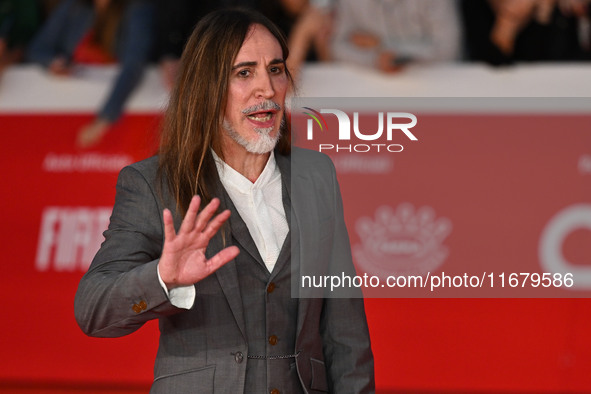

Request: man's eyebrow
left=231, top=59, right=285, bottom=70
left=232, top=61, right=257, bottom=70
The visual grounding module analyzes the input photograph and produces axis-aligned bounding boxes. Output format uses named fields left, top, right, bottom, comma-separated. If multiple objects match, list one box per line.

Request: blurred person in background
left=155, top=0, right=303, bottom=89
left=462, top=0, right=590, bottom=64
left=0, top=0, right=42, bottom=72
left=154, top=0, right=220, bottom=90
left=330, top=0, right=462, bottom=74
left=559, top=0, right=591, bottom=59
left=286, top=0, right=334, bottom=80
left=26, top=0, right=155, bottom=148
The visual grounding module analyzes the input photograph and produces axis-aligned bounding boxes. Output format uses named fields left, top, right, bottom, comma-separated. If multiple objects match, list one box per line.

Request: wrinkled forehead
left=234, top=23, right=284, bottom=64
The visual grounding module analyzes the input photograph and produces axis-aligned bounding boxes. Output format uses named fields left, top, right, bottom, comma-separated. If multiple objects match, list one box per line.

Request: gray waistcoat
left=224, top=182, right=304, bottom=394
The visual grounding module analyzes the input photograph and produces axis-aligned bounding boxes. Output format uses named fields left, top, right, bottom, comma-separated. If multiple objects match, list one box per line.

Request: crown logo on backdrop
left=354, top=203, right=452, bottom=278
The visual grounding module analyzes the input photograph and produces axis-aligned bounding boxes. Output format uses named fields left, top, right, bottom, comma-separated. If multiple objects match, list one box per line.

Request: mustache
left=242, top=100, right=282, bottom=114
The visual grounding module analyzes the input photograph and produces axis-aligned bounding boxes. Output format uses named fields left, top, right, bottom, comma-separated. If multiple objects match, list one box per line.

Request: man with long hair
left=75, top=8, right=374, bottom=393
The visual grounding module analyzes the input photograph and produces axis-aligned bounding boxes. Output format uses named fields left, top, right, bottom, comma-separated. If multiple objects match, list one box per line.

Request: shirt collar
left=212, top=149, right=280, bottom=194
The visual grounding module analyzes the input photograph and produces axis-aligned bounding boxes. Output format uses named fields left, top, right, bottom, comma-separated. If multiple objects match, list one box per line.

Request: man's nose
left=255, top=71, right=275, bottom=99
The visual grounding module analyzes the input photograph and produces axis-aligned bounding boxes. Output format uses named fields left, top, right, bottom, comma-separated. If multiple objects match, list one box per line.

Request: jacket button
left=132, top=304, right=142, bottom=314
left=268, top=335, right=278, bottom=346
left=270, top=389, right=280, bottom=394
left=266, top=282, right=276, bottom=293
left=139, top=300, right=147, bottom=310
left=234, top=352, right=244, bottom=363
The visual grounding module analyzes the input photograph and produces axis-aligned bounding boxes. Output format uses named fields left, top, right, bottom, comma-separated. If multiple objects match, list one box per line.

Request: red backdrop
left=1, top=111, right=590, bottom=392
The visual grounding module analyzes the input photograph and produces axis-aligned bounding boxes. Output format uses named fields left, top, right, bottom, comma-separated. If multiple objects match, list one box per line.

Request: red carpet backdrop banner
left=1, top=95, right=590, bottom=392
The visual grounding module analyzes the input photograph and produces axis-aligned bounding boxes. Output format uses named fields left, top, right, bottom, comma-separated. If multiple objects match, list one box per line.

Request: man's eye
left=270, top=66, right=284, bottom=74
left=238, top=69, right=250, bottom=77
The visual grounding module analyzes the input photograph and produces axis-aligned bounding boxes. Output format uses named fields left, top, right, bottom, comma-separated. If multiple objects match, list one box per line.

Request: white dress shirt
left=212, top=149, right=288, bottom=272
left=157, top=150, right=288, bottom=309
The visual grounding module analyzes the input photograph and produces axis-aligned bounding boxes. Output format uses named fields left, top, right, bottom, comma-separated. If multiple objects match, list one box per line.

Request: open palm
left=159, top=196, right=240, bottom=289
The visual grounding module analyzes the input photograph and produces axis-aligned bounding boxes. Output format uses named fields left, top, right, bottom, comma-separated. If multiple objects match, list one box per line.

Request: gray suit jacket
left=74, top=147, right=374, bottom=393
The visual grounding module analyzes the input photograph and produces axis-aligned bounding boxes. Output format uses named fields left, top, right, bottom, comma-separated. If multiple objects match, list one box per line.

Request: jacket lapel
left=222, top=191, right=265, bottom=267
left=276, top=151, right=318, bottom=335
left=267, top=161, right=292, bottom=277
left=205, top=179, right=248, bottom=342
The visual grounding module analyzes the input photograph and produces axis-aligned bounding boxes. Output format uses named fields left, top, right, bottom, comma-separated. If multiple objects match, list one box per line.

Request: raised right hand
left=158, top=196, right=240, bottom=290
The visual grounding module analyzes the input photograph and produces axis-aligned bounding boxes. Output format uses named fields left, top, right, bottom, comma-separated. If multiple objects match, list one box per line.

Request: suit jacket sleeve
left=74, top=163, right=181, bottom=337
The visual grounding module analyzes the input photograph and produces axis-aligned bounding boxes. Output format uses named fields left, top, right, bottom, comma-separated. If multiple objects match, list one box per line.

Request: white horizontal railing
left=1, top=62, right=590, bottom=113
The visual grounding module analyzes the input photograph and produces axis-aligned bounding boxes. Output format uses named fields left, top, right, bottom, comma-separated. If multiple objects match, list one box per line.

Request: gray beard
left=222, top=118, right=283, bottom=155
